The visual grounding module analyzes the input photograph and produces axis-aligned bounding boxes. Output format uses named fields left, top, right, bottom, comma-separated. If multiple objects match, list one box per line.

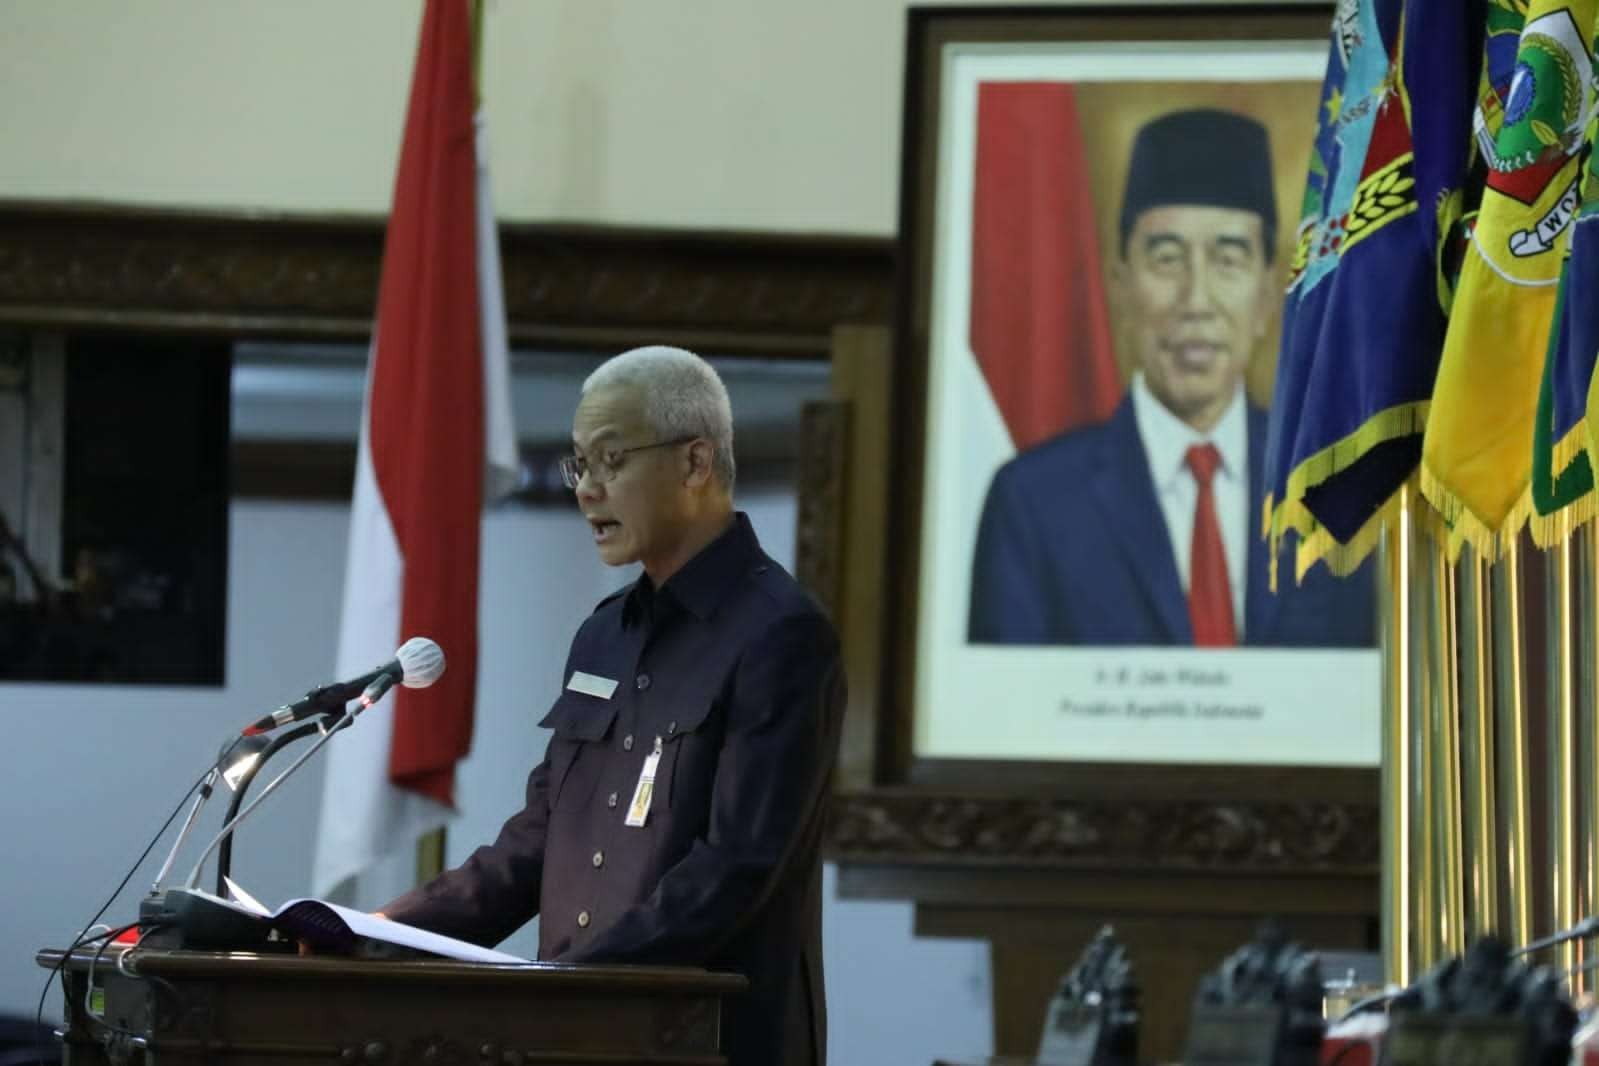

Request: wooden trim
left=0, top=201, right=894, bottom=356
left=829, top=788, right=1378, bottom=877
left=232, top=440, right=800, bottom=502
left=826, top=325, right=895, bottom=791
left=794, top=400, right=848, bottom=620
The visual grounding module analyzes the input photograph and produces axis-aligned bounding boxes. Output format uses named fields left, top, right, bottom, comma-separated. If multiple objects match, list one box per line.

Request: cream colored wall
left=0, top=0, right=957, bottom=234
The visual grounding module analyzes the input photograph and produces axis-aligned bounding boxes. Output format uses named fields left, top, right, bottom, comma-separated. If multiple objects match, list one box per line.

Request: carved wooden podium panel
left=41, top=947, right=745, bottom=1066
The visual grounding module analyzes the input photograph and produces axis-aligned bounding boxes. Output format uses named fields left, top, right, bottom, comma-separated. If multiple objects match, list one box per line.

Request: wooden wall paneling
left=0, top=202, right=895, bottom=357
left=829, top=325, right=894, bottom=790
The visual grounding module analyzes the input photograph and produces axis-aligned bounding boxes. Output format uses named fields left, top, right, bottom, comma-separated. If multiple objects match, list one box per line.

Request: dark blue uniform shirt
left=384, top=513, right=845, bottom=1066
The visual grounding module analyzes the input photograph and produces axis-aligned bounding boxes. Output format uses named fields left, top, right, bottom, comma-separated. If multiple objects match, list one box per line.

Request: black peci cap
left=1118, top=108, right=1277, bottom=258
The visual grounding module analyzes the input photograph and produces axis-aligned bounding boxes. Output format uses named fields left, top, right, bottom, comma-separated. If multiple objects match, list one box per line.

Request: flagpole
left=1577, top=522, right=1599, bottom=995
left=1410, top=513, right=1440, bottom=972
left=1425, top=522, right=1463, bottom=959
left=1493, top=536, right=1534, bottom=948
left=1549, top=521, right=1580, bottom=980
left=1457, top=544, right=1497, bottom=938
left=1380, top=483, right=1418, bottom=985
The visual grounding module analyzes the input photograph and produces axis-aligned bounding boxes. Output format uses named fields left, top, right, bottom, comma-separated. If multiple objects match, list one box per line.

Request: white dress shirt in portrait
left=1129, top=373, right=1248, bottom=636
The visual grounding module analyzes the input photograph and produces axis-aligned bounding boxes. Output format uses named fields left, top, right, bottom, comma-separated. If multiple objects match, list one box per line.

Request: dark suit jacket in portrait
left=968, top=397, right=1374, bottom=646
left=383, top=514, right=846, bottom=1066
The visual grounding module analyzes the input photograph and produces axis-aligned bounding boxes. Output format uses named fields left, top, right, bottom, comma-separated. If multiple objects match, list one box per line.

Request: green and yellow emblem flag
left=1422, top=0, right=1595, bottom=558
left=1532, top=101, right=1599, bottom=538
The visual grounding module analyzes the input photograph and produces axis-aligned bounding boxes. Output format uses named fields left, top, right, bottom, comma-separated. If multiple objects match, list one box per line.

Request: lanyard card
left=625, top=737, right=663, bottom=828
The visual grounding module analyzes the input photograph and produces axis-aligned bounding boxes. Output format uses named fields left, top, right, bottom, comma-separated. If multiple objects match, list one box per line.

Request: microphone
left=175, top=639, right=447, bottom=899
left=360, top=671, right=399, bottom=707
left=1512, top=916, right=1599, bottom=957
left=242, top=637, right=446, bottom=734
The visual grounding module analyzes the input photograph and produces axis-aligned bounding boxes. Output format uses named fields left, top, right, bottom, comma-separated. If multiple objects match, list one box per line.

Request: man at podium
left=381, top=346, right=846, bottom=1066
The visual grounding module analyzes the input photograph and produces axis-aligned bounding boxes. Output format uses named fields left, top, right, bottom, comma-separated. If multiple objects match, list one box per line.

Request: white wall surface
left=0, top=0, right=1122, bottom=235
left=0, top=495, right=991, bottom=1065
left=0, top=2, right=1026, bottom=1054
left=0, top=501, right=348, bottom=1023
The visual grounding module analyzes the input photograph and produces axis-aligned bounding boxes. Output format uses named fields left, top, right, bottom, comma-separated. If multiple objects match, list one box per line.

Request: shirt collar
left=1129, top=372, right=1247, bottom=492
left=622, top=511, right=760, bottom=628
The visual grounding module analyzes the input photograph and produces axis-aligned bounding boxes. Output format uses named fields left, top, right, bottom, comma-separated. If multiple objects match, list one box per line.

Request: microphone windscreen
left=395, top=637, right=446, bottom=688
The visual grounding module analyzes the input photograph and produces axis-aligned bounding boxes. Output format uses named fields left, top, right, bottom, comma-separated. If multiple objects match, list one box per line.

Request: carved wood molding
left=0, top=201, right=894, bottom=355
left=828, top=790, right=1379, bottom=875
left=794, top=399, right=848, bottom=617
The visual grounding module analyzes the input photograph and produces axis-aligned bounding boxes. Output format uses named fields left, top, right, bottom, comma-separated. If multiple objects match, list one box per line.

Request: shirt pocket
left=658, top=698, right=720, bottom=811
left=538, top=690, right=619, bottom=812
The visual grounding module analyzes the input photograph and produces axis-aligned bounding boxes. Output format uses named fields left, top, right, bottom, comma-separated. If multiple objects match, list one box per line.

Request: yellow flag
left=1421, top=0, right=1594, bottom=557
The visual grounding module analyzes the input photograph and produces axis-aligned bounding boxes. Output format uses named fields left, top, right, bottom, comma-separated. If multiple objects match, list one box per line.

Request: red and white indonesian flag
left=311, top=0, right=517, bottom=896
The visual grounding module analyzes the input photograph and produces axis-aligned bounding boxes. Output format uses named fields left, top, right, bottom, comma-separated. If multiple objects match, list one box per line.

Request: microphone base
left=136, top=889, right=290, bottom=953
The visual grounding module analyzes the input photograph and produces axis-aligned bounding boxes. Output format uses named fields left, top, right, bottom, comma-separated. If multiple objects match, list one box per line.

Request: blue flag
left=1264, top=0, right=1483, bottom=582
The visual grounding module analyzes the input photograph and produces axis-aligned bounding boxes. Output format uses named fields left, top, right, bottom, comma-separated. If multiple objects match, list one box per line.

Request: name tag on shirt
left=567, top=671, right=618, bottom=700
left=625, top=737, right=663, bottom=827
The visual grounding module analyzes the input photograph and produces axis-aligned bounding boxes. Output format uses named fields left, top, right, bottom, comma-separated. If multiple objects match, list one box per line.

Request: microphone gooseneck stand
left=141, top=711, right=365, bottom=950
left=214, top=720, right=326, bottom=897
left=182, top=709, right=363, bottom=893
left=1511, top=917, right=1599, bottom=958
left=147, top=769, right=221, bottom=895
left=132, top=645, right=434, bottom=950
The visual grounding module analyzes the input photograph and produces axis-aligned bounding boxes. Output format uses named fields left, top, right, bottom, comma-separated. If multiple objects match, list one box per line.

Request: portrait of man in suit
left=967, top=108, right=1374, bottom=648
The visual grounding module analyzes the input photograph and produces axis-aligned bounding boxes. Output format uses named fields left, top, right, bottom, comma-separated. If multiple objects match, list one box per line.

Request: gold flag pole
left=1493, top=536, right=1534, bottom=947
left=1550, top=520, right=1580, bottom=978
left=1380, top=484, right=1418, bottom=984
left=1429, top=528, right=1466, bottom=958
left=1410, top=509, right=1440, bottom=971
left=1458, top=544, right=1497, bottom=937
left=1577, top=521, right=1599, bottom=995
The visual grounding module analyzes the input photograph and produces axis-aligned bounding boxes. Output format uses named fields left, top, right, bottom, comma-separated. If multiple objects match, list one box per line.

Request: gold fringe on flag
left=1264, top=401, right=1434, bottom=588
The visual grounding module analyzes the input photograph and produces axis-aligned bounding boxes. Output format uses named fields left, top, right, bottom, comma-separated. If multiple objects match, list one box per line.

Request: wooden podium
left=40, top=946, right=746, bottom=1066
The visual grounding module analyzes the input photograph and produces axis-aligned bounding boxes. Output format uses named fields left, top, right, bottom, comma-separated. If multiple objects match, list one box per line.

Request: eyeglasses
left=559, top=437, right=697, bottom=489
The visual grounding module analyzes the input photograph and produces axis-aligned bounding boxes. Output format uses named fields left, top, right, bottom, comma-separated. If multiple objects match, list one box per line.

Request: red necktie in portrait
left=1184, top=443, right=1236, bottom=647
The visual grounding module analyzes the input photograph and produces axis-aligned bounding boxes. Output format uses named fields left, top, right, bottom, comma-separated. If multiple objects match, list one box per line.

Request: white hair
left=582, top=345, right=736, bottom=490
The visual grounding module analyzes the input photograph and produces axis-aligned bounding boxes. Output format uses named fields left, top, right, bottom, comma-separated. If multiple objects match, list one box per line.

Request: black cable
left=75, top=921, right=169, bottom=1051
left=29, top=921, right=145, bottom=1066
left=32, top=769, right=210, bottom=1064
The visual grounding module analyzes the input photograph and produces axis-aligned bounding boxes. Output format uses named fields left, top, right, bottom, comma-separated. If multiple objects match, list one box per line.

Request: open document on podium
left=217, top=878, right=528, bottom=963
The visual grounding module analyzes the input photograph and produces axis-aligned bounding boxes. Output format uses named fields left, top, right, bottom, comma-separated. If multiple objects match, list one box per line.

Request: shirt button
left=607, top=791, right=618, bottom=809
left=623, top=734, right=634, bottom=752
left=635, top=673, right=651, bottom=691
left=577, top=910, right=591, bottom=929
left=592, top=850, right=604, bottom=869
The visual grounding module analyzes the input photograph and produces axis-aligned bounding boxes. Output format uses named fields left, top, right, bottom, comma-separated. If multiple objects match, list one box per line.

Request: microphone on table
left=139, top=638, right=446, bottom=949
left=1511, top=915, right=1599, bottom=957
left=242, top=637, right=446, bottom=735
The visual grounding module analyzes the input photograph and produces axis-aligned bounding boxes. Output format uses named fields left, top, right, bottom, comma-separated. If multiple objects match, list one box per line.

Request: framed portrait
left=884, top=3, right=1378, bottom=793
